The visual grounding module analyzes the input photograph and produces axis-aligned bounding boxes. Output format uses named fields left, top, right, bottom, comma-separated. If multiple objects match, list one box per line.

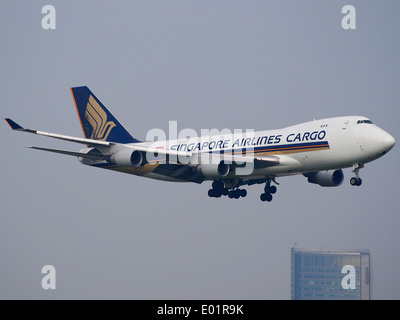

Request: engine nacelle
left=306, top=169, right=344, bottom=187
left=110, top=149, right=143, bottom=167
left=197, top=161, right=230, bottom=178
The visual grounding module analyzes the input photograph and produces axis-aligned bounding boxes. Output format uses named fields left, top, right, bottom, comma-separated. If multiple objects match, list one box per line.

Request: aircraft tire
left=260, top=192, right=273, bottom=202
left=214, top=189, right=222, bottom=198
left=350, top=177, right=362, bottom=186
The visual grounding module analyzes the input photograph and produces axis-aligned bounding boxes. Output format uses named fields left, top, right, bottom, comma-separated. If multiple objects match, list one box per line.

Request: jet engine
left=305, top=169, right=344, bottom=187
left=110, top=149, right=144, bottom=167
left=197, top=161, right=230, bottom=178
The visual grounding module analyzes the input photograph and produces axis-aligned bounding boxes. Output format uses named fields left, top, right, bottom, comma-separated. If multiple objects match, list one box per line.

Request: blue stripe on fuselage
left=219, top=141, right=330, bottom=155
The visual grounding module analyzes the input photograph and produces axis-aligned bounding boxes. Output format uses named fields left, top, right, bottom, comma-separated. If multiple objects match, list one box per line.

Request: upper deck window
left=357, top=120, right=373, bottom=124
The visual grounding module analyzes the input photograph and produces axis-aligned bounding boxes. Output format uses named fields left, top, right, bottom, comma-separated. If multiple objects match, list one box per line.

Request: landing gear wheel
left=212, top=180, right=224, bottom=190
left=225, top=188, right=247, bottom=199
left=350, top=164, right=364, bottom=187
left=261, top=177, right=277, bottom=202
left=260, top=193, right=273, bottom=202
left=209, top=180, right=248, bottom=200
left=350, top=177, right=362, bottom=186
left=260, top=193, right=267, bottom=202
left=209, top=180, right=226, bottom=198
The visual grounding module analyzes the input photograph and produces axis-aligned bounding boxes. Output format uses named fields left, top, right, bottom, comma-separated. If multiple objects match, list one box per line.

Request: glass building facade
left=291, top=248, right=372, bottom=300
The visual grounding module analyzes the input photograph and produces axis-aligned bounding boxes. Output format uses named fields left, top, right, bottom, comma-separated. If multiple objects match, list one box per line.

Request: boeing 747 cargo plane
left=5, top=86, right=395, bottom=202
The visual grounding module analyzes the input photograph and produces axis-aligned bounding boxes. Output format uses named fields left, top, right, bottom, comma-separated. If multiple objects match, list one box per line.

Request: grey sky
left=1, top=1, right=399, bottom=299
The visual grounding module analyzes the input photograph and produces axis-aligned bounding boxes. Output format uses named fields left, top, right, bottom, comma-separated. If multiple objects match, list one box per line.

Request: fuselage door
left=341, top=120, right=350, bottom=137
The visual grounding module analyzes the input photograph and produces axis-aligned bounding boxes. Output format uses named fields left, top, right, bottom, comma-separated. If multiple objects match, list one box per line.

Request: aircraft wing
left=5, top=118, right=281, bottom=173
left=26, top=146, right=106, bottom=160
left=148, top=153, right=280, bottom=183
left=5, top=118, right=192, bottom=158
left=212, top=153, right=280, bottom=168
left=5, top=118, right=110, bottom=147
left=254, top=157, right=280, bottom=168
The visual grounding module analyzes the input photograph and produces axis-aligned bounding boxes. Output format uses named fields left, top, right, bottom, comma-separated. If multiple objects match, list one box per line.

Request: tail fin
left=71, top=86, right=139, bottom=143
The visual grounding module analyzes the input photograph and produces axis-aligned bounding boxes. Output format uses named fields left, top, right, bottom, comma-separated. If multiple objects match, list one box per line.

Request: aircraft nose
left=383, top=133, right=395, bottom=152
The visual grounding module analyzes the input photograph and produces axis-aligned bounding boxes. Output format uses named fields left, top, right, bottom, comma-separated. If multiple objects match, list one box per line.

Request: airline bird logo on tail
left=85, top=95, right=116, bottom=140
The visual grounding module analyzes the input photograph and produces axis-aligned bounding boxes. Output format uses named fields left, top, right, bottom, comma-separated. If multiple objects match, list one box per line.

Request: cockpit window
left=357, top=120, right=374, bottom=124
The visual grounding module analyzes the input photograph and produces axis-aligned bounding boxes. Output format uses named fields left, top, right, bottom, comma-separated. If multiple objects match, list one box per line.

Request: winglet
left=5, top=118, right=36, bottom=133
left=5, top=118, right=24, bottom=130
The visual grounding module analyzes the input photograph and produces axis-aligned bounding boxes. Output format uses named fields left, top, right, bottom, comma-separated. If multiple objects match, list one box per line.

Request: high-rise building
left=291, top=248, right=372, bottom=300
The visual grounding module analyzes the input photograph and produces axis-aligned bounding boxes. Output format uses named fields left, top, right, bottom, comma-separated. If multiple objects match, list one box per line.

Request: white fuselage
left=99, top=116, right=394, bottom=182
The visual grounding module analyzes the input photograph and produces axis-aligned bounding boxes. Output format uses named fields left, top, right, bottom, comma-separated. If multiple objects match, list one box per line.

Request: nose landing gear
left=350, top=163, right=364, bottom=186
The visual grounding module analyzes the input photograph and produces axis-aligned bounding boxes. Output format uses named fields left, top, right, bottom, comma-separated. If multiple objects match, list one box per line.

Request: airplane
left=5, top=86, right=395, bottom=202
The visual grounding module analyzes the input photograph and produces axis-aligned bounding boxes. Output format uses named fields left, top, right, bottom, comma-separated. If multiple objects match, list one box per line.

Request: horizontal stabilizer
left=26, top=146, right=105, bottom=160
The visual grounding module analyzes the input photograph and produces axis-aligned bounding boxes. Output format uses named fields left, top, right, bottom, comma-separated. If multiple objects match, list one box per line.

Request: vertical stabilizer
left=71, top=86, right=139, bottom=143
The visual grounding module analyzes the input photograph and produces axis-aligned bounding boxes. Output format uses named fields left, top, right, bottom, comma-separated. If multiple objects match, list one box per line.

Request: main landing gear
left=260, top=178, right=278, bottom=202
left=208, top=177, right=279, bottom=202
left=207, top=180, right=247, bottom=199
left=350, top=163, right=364, bottom=186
